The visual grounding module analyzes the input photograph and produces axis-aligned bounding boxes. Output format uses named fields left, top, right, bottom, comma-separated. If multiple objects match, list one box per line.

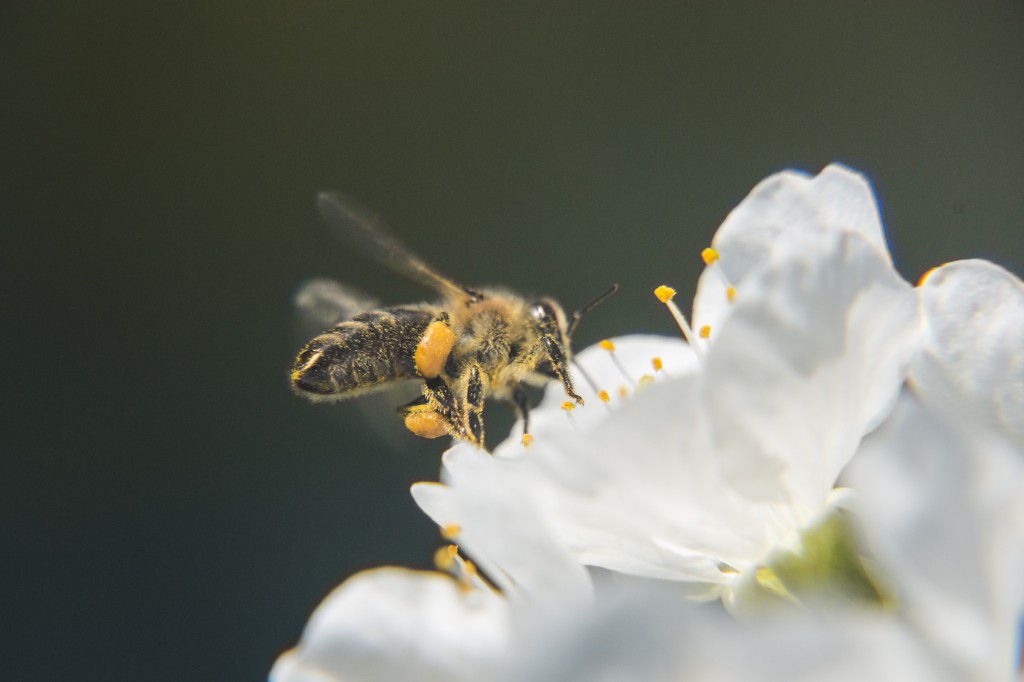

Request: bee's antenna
left=568, top=283, right=620, bottom=338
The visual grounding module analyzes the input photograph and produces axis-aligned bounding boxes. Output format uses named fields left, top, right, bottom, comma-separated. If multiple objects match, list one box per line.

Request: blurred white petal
left=911, top=259, right=1024, bottom=447
left=271, top=568, right=511, bottom=682
left=846, top=393, right=1024, bottom=679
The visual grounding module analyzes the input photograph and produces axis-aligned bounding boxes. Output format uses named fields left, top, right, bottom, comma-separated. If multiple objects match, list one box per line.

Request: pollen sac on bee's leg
left=402, top=404, right=450, bottom=439
left=415, top=312, right=455, bottom=379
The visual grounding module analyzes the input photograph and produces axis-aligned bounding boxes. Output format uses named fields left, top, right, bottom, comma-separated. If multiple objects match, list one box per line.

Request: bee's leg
left=415, top=312, right=456, bottom=379
left=538, top=332, right=584, bottom=406
left=420, top=376, right=468, bottom=440
left=464, top=365, right=487, bottom=448
left=512, top=386, right=531, bottom=438
left=398, top=395, right=449, bottom=439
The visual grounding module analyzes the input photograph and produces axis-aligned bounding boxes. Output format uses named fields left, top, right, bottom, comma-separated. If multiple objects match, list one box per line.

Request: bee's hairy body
left=291, top=192, right=585, bottom=450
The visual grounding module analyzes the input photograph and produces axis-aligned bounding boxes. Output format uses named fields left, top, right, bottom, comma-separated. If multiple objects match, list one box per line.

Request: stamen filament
left=654, top=285, right=705, bottom=361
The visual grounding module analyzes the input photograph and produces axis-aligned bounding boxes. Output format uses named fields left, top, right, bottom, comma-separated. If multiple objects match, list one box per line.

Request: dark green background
left=4, top=2, right=1022, bottom=679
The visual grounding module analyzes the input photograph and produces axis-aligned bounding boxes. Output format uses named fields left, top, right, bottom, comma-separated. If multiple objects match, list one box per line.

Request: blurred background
left=3, top=2, right=1022, bottom=679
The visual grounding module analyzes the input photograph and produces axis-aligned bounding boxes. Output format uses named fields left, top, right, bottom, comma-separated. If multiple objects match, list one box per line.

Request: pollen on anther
left=652, top=357, right=663, bottom=371
left=699, top=325, right=711, bottom=339
left=446, top=544, right=459, bottom=559
left=599, top=339, right=616, bottom=351
left=463, top=559, right=478, bottom=577
left=434, top=546, right=455, bottom=570
left=521, top=433, right=534, bottom=447
left=726, top=286, right=737, bottom=302
left=701, top=247, right=720, bottom=265
left=618, top=385, right=628, bottom=399
left=442, top=524, right=462, bottom=539
left=638, top=374, right=655, bottom=388
left=598, top=389, right=610, bottom=402
left=917, top=265, right=942, bottom=287
left=561, top=401, right=576, bottom=411
left=654, top=285, right=677, bottom=303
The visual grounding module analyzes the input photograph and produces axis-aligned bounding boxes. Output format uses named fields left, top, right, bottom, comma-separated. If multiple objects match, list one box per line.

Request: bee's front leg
left=464, top=365, right=487, bottom=449
left=539, top=336, right=584, bottom=406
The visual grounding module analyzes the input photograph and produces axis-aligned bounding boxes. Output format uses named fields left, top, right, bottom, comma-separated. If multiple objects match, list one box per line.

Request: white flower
left=270, top=568, right=512, bottom=682
left=910, top=259, right=1024, bottom=448
left=414, top=164, right=921, bottom=601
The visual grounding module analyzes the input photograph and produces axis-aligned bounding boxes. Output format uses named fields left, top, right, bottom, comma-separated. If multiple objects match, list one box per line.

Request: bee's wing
left=293, top=278, right=378, bottom=338
left=316, top=192, right=471, bottom=300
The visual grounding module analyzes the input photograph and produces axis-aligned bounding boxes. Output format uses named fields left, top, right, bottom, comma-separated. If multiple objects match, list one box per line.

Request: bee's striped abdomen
left=292, top=307, right=432, bottom=398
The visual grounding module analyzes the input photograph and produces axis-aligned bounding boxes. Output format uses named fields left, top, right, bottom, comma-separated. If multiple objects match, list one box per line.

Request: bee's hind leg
left=402, top=378, right=466, bottom=441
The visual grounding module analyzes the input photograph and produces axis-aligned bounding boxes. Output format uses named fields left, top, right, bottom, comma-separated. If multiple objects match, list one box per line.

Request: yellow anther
left=638, top=374, right=655, bottom=387
left=618, top=385, right=628, bottom=399
left=463, top=559, right=478, bottom=577
left=521, top=433, right=534, bottom=447
left=434, top=546, right=455, bottom=570
left=654, top=285, right=677, bottom=303
left=726, top=286, right=737, bottom=302
left=598, top=389, right=610, bottom=402
left=599, top=339, right=616, bottom=351
left=442, top=524, right=462, bottom=539
left=561, top=401, right=576, bottom=411
left=917, top=265, right=943, bottom=287
left=701, top=247, right=720, bottom=265
left=699, top=325, right=711, bottom=339
left=446, top=544, right=459, bottom=559
left=651, top=357, right=663, bottom=371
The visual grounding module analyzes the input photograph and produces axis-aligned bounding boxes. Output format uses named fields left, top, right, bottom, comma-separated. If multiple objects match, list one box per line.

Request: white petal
left=501, top=334, right=698, bottom=443
left=271, top=568, right=510, bottom=682
left=693, top=164, right=891, bottom=340
left=412, top=446, right=593, bottom=607
left=911, top=259, right=1024, bottom=446
left=706, top=229, right=919, bottom=506
left=845, top=394, right=1024, bottom=679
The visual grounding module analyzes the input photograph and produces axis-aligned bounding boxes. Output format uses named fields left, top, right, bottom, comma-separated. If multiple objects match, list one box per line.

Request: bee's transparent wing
left=316, top=192, right=471, bottom=300
left=293, top=278, right=378, bottom=338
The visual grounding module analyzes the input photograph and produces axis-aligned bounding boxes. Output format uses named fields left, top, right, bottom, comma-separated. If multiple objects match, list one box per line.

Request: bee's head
left=530, top=298, right=573, bottom=355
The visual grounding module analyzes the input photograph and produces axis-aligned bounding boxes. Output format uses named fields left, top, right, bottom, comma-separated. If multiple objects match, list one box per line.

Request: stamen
left=562, top=401, right=578, bottom=429
left=637, top=374, right=655, bottom=389
left=600, top=337, right=637, bottom=387
left=597, top=390, right=610, bottom=403
left=653, top=285, right=705, bottom=362
left=701, top=247, right=738, bottom=304
left=699, top=324, right=711, bottom=339
left=618, top=385, right=628, bottom=399
left=917, top=265, right=943, bottom=287
left=442, top=524, right=462, bottom=539
left=651, top=357, right=663, bottom=371
left=521, top=433, right=534, bottom=447
left=434, top=546, right=455, bottom=570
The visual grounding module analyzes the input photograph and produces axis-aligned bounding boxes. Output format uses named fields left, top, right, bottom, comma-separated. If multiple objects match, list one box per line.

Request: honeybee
left=291, top=193, right=615, bottom=449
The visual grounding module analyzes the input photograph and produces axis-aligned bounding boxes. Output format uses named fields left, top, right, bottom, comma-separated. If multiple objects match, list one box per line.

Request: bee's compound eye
left=404, top=409, right=449, bottom=439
